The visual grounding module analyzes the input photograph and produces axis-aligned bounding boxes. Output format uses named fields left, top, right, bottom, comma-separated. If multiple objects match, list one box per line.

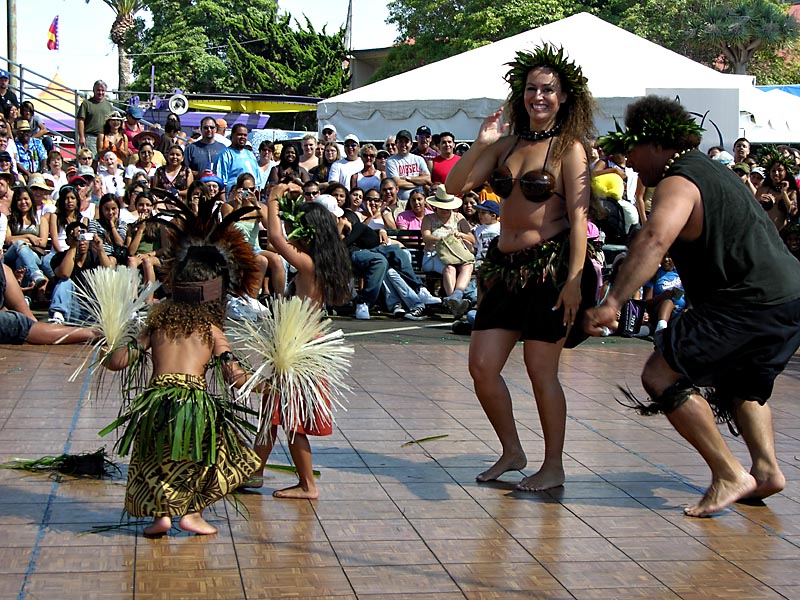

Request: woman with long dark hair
left=267, top=142, right=309, bottom=186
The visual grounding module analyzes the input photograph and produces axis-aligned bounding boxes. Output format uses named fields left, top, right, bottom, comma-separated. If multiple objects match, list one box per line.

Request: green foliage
left=128, top=0, right=348, bottom=97
left=374, top=0, right=584, bottom=81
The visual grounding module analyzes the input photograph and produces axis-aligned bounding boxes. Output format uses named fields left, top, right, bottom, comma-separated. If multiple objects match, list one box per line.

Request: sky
left=1, top=0, right=398, bottom=94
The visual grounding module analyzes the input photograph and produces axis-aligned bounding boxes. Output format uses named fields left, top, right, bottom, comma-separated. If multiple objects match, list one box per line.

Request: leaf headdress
left=278, top=194, right=316, bottom=245
left=599, top=114, right=704, bottom=154
left=756, top=145, right=798, bottom=176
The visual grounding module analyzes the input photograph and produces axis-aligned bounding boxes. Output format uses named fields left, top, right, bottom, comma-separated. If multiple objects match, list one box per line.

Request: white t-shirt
left=473, top=222, right=500, bottom=263
left=386, top=153, right=429, bottom=201
left=328, top=158, right=363, bottom=190
left=102, top=172, right=125, bottom=197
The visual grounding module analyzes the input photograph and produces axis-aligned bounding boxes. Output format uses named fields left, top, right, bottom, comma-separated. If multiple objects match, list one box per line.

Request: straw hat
left=426, top=184, right=462, bottom=210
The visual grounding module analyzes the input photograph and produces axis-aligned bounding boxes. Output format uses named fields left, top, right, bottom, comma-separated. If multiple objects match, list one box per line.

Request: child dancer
left=250, top=181, right=351, bottom=499
left=100, top=197, right=265, bottom=535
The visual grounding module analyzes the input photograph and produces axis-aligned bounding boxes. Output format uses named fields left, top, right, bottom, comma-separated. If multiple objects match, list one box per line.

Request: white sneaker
left=48, top=311, right=65, bottom=325
left=355, top=303, right=370, bottom=320
left=418, top=287, right=442, bottom=305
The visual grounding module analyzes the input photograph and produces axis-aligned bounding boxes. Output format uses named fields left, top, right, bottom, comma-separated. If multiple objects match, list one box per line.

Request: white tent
left=319, top=12, right=800, bottom=146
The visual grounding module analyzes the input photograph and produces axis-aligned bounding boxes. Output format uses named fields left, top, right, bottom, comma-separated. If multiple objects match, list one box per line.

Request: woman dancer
left=446, top=44, right=598, bottom=491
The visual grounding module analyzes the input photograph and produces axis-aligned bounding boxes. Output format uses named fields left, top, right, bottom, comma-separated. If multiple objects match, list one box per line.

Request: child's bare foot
left=273, top=483, right=319, bottom=499
left=476, top=452, right=527, bottom=482
left=143, top=516, right=172, bottom=536
left=684, top=471, right=758, bottom=517
left=515, top=464, right=565, bottom=492
left=178, top=512, right=218, bottom=535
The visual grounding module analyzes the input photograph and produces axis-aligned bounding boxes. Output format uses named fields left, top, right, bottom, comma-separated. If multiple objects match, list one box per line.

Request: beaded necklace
left=661, top=149, right=691, bottom=179
left=518, top=122, right=562, bottom=142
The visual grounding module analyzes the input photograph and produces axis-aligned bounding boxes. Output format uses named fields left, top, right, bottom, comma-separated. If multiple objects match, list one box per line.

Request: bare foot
left=238, top=476, right=264, bottom=490
left=178, top=513, right=218, bottom=535
left=143, top=516, right=172, bottom=536
left=515, top=464, right=565, bottom=492
left=476, top=452, right=527, bottom=482
left=684, top=471, right=758, bottom=517
left=272, top=483, right=319, bottom=499
left=747, top=466, right=786, bottom=501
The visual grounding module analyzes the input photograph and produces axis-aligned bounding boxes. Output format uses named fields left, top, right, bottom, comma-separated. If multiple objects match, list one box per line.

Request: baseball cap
left=732, top=162, right=750, bottom=174
left=475, top=200, right=500, bottom=216
left=316, top=194, right=344, bottom=217
left=320, top=123, right=337, bottom=134
left=0, top=151, right=11, bottom=162
left=751, top=166, right=766, bottom=177
left=126, top=105, right=144, bottom=120
left=0, top=70, right=8, bottom=79
left=396, top=129, right=413, bottom=141
left=416, top=125, right=432, bottom=137
left=344, top=134, right=360, bottom=145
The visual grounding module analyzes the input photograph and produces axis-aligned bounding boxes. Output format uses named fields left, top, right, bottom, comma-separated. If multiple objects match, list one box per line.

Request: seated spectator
left=152, top=144, right=193, bottom=199
left=27, top=173, right=55, bottom=218
left=125, top=190, right=164, bottom=300
left=459, top=191, right=480, bottom=228
left=44, top=150, right=67, bottom=198
left=47, top=184, right=91, bottom=278
left=49, top=221, right=113, bottom=323
left=0, top=169, right=12, bottom=215
left=14, top=119, right=46, bottom=178
left=362, top=187, right=397, bottom=230
left=4, top=185, right=50, bottom=300
left=130, top=130, right=165, bottom=167
left=396, top=188, right=431, bottom=230
left=19, top=100, right=51, bottom=151
left=71, top=166, right=98, bottom=220
left=124, top=141, right=158, bottom=184
left=347, top=187, right=366, bottom=220
left=326, top=182, right=349, bottom=210
left=97, top=111, right=130, bottom=167
left=421, top=185, right=475, bottom=317
left=643, top=254, right=685, bottom=333
left=89, top=193, right=128, bottom=266
left=0, top=262, right=96, bottom=344
left=781, top=224, right=800, bottom=261
left=120, top=180, right=147, bottom=224
left=100, top=151, right=125, bottom=197
left=349, top=144, right=383, bottom=193
left=157, top=119, right=186, bottom=156
left=472, top=200, right=500, bottom=265
left=199, top=170, right=224, bottom=201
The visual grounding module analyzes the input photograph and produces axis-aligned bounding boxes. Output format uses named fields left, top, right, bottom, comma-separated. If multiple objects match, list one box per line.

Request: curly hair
left=145, top=300, right=225, bottom=346
left=624, top=96, right=702, bottom=151
left=505, top=45, right=597, bottom=162
left=293, top=202, right=352, bottom=306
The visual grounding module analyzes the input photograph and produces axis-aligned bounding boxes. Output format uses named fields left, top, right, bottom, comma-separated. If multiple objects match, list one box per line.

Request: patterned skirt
left=121, top=373, right=260, bottom=518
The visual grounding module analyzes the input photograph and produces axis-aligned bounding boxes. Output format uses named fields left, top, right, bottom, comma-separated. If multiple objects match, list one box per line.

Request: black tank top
left=667, top=150, right=800, bottom=307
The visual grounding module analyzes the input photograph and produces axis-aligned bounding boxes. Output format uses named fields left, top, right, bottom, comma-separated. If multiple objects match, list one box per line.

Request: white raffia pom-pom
left=227, top=296, right=353, bottom=441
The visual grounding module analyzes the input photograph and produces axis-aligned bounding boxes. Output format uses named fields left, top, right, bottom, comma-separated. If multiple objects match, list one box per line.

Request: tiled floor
left=1, top=329, right=800, bottom=599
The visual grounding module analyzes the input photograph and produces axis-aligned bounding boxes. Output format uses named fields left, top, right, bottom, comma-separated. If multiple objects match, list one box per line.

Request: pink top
left=396, top=208, right=432, bottom=231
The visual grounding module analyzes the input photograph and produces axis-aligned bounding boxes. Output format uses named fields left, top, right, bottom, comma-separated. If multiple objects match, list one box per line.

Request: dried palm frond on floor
left=0, top=448, right=121, bottom=478
left=227, top=296, right=353, bottom=442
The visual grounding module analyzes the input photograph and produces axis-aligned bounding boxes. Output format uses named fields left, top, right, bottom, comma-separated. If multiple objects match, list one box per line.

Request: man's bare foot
left=238, top=476, right=264, bottom=490
left=476, top=453, right=527, bottom=482
left=515, top=464, right=565, bottom=492
left=178, top=513, right=218, bottom=535
left=272, top=483, right=319, bottom=499
left=684, top=471, right=758, bottom=517
left=745, top=466, right=786, bottom=501
left=143, top=516, right=172, bottom=536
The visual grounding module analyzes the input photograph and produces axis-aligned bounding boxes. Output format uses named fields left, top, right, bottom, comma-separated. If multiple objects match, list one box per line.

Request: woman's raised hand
left=476, top=109, right=509, bottom=146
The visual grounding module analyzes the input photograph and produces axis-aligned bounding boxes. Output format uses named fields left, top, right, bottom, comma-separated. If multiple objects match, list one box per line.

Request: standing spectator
left=256, top=140, right=277, bottom=189
left=733, top=137, right=750, bottom=164
left=77, top=80, right=113, bottom=159
left=97, top=111, right=130, bottom=166
left=299, top=134, right=318, bottom=172
left=383, top=135, right=397, bottom=156
left=14, top=120, right=46, bottom=178
left=412, top=125, right=439, bottom=162
left=309, top=142, right=339, bottom=192
left=756, top=150, right=799, bottom=231
left=214, top=118, right=231, bottom=147
left=431, top=131, right=461, bottom=184
left=320, top=123, right=344, bottom=155
left=216, top=124, right=259, bottom=193
left=184, top=117, right=226, bottom=177
left=328, top=135, right=363, bottom=190
left=733, top=162, right=757, bottom=196
left=122, top=105, right=144, bottom=153
left=0, top=70, right=18, bottom=113
left=375, top=149, right=389, bottom=175
left=395, top=188, right=432, bottom=230
left=349, top=143, right=383, bottom=193
left=386, top=129, right=431, bottom=203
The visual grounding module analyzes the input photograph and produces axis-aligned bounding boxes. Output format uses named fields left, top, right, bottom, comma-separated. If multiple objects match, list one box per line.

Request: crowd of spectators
left=1, top=72, right=799, bottom=339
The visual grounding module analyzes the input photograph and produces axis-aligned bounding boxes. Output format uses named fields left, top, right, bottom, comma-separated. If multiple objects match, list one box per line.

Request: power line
left=125, top=35, right=271, bottom=57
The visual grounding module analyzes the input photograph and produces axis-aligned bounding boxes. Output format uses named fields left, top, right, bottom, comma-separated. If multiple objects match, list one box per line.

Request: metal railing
left=1, top=56, right=87, bottom=147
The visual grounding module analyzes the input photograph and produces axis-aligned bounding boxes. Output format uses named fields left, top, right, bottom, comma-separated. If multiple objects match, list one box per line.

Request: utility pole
left=6, top=0, right=17, bottom=76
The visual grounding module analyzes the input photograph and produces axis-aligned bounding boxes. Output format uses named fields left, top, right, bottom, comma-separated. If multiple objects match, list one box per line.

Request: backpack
left=595, top=197, right=627, bottom=245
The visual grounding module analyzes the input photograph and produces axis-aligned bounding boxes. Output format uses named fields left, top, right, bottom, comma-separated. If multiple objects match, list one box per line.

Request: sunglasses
left=362, top=154, right=376, bottom=159
left=344, top=142, right=359, bottom=148
left=303, top=190, right=320, bottom=197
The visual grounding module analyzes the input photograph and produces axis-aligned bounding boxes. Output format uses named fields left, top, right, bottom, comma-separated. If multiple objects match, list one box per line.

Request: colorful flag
left=47, top=16, right=59, bottom=51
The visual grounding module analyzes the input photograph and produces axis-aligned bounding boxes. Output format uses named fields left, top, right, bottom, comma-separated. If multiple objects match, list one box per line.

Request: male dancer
left=585, top=96, right=800, bottom=517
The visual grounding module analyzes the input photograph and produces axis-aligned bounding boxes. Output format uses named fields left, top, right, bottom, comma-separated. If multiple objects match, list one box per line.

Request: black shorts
left=473, top=254, right=598, bottom=348
left=656, top=297, right=800, bottom=403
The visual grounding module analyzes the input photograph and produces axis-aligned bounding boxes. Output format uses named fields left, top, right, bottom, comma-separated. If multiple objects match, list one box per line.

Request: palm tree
left=697, top=0, right=799, bottom=75
left=95, top=0, right=145, bottom=90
